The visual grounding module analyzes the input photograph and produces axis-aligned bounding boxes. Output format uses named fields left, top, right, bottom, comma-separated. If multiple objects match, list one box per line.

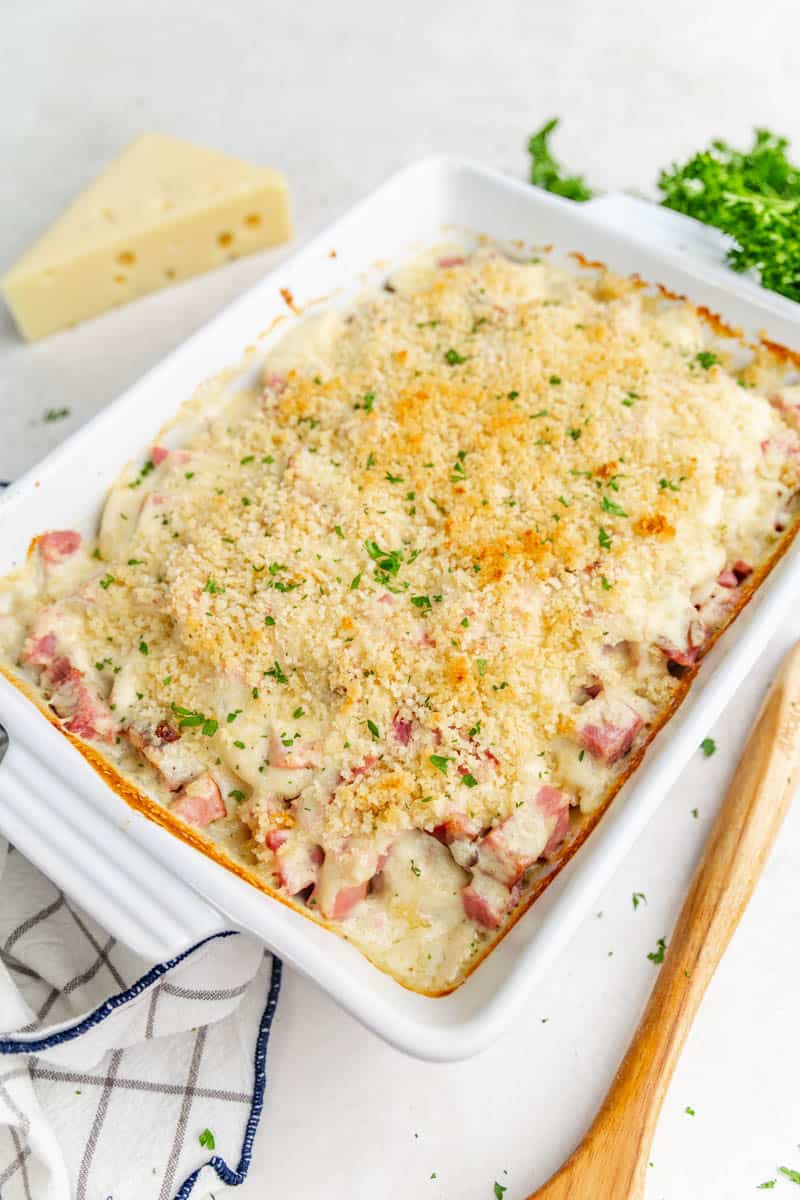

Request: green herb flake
left=410, top=859, right=421, bottom=877
left=598, top=527, right=612, bottom=550
left=600, top=574, right=613, bottom=591
left=445, top=348, right=468, bottom=365
left=695, top=350, right=719, bottom=370
left=685, top=1106, right=696, bottom=1116
left=429, top=754, right=450, bottom=774
left=43, top=407, right=71, bottom=422
left=99, top=573, right=117, bottom=590
left=700, top=737, right=716, bottom=757
left=367, top=719, right=380, bottom=740
left=601, top=495, right=628, bottom=517
left=411, top=595, right=432, bottom=611
left=203, top=578, right=225, bottom=595
left=199, top=1128, right=216, bottom=1150
left=293, top=706, right=306, bottom=719
left=229, top=789, right=246, bottom=802
left=632, top=891, right=647, bottom=910
left=265, top=661, right=289, bottom=685
left=138, top=641, right=148, bottom=656
left=264, top=615, right=276, bottom=626
left=648, top=936, right=667, bottom=964
left=461, top=773, right=478, bottom=788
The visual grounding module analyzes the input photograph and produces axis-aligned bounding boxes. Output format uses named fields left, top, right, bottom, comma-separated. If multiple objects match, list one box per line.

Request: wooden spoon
left=528, top=641, right=800, bottom=1200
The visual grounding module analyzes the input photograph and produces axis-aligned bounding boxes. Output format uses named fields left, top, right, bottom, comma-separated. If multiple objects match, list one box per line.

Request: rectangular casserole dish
left=2, top=157, right=800, bottom=1060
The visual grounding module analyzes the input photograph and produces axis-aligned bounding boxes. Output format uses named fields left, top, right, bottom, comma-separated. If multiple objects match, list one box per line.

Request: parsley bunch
left=658, top=129, right=800, bottom=303
left=526, top=121, right=800, bottom=303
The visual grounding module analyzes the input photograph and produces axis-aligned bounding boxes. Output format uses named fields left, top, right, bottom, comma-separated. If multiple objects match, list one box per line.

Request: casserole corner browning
left=2, top=240, right=800, bottom=995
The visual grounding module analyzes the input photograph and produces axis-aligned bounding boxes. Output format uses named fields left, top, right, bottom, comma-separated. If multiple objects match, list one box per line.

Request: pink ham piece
left=171, top=773, right=225, bottom=828
left=392, top=713, right=413, bottom=746
left=462, top=872, right=514, bottom=929
left=151, top=446, right=191, bottom=467
left=474, top=785, right=570, bottom=888
left=433, top=811, right=480, bottom=845
left=657, top=616, right=707, bottom=667
left=578, top=702, right=643, bottom=766
left=37, top=530, right=82, bottom=569
left=268, top=832, right=324, bottom=895
left=310, top=840, right=389, bottom=920
left=437, top=255, right=466, bottom=268
left=21, top=622, right=116, bottom=743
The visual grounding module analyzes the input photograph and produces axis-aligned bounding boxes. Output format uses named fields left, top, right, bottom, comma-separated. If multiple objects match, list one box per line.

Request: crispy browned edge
left=3, top=252, right=799, bottom=999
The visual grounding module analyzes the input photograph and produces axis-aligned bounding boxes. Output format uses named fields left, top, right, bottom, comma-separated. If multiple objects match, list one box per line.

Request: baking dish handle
left=581, top=191, right=797, bottom=313
left=0, top=726, right=229, bottom=964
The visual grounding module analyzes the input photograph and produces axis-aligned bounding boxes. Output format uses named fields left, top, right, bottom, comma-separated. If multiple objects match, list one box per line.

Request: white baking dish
left=2, top=158, right=800, bottom=1061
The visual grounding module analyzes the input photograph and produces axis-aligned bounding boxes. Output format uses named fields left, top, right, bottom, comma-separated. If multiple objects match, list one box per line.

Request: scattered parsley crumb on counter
left=493, top=1182, right=508, bottom=1199
left=43, top=407, right=71, bottom=422
left=198, top=1128, right=215, bottom=1150
left=648, top=936, right=667, bottom=964
left=632, top=891, right=647, bottom=910
left=700, top=737, right=716, bottom=757
left=780, top=1167, right=800, bottom=1184
left=685, top=1106, right=696, bottom=1116
left=757, top=1182, right=776, bottom=1189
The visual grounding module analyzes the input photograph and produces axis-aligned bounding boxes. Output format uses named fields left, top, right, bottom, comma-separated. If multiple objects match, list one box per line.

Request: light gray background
left=2, top=2, right=800, bottom=1196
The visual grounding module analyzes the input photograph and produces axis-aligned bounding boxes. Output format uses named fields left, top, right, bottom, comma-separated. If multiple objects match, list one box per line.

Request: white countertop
left=3, top=1, right=800, bottom=1195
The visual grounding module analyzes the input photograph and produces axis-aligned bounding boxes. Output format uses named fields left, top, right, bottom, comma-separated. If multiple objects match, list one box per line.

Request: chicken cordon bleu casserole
left=2, top=243, right=800, bottom=994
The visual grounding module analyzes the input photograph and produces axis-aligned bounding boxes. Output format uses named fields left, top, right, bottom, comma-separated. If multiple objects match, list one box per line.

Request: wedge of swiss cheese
left=2, top=134, right=292, bottom=340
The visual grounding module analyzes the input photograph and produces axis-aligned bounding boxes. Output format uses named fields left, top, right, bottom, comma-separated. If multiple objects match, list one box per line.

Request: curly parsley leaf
left=527, top=118, right=593, bottom=202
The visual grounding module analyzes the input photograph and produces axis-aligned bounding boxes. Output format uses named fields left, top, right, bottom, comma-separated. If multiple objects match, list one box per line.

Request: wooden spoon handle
left=531, top=641, right=800, bottom=1200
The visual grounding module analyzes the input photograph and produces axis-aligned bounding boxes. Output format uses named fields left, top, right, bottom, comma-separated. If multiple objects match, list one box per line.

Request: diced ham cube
left=171, top=773, right=225, bottom=828
left=324, top=881, right=368, bottom=920
left=732, top=560, right=753, bottom=580
left=462, top=871, right=513, bottom=929
left=37, top=530, right=82, bottom=569
left=21, top=620, right=117, bottom=743
left=717, top=569, right=739, bottom=588
left=578, top=699, right=643, bottom=766
left=475, top=785, right=570, bottom=887
left=437, top=254, right=466, bottom=268
left=151, top=446, right=191, bottom=467
left=310, top=835, right=389, bottom=920
left=271, top=833, right=324, bottom=895
left=657, top=616, right=707, bottom=667
left=392, top=713, right=413, bottom=745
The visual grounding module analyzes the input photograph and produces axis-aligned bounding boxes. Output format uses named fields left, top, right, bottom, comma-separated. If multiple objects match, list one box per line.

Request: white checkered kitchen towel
left=0, top=838, right=282, bottom=1200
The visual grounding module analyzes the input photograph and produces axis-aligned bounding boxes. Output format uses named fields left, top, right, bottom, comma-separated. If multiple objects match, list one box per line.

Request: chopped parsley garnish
left=429, top=754, right=450, bottom=774
left=241, top=496, right=251, bottom=506
left=334, top=524, right=345, bottom=538
left=229, top=789, right=246, bottom=802
left=199, top=1128, right=216, bottom=1150
left=694, top=350, right=719, bottom=370
left=171, top=705, right=218, bottom=737
left=549, top=374, right=561, bottom=385
left=598, top=527, right=612, bottom=550
left=410, top=859, right=421, bottom=877
left=648, top=936, right=667, bottom=964
left=411, top=595, right=432, bottom=611
left=43, top=406, right=71, bottom=422
left=468, top=720, right=482, bottom=738
left=632, top=892, right=647, bottom=910
left=350, top=573, right=362, bottom=590
left=601, top=495, right=628, bottom=517
left=385, top=470, right=404, bottom=483
left=476, top=658, right=487, bottom=676
left=445, top=348, right=468, bottom=365
left=264, top=615, right=275, bottom=626
left=600, top=574, right=612, bottom=591
left=622, top=391, right=638, bottom=406
left=367, top=719, right=380, bottom=740
left=568, top=427, right=581, bottom=441
left=226, top=710, right=242, bottom=724
left=240, top=454, right=254, bottom=464
left=233, top=740, right=245, bottom=750
left=265, top=661, right=289, bottom=684
left=461, top=617, right=470, bottom=628
left=138, top=641, right=148, bottom=656
left=127, top=558, right=143, bottom=566
left=99, top=573, right=117, bottom=589
left=461, top=773, right=478, bottom=788
left=293, top=706, right=306, bottom=719
left=700, top=737, right=716, bottom=757
left=203, top=577, right=225, bottom=594
left=659, top=478, right=680, bottom=491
